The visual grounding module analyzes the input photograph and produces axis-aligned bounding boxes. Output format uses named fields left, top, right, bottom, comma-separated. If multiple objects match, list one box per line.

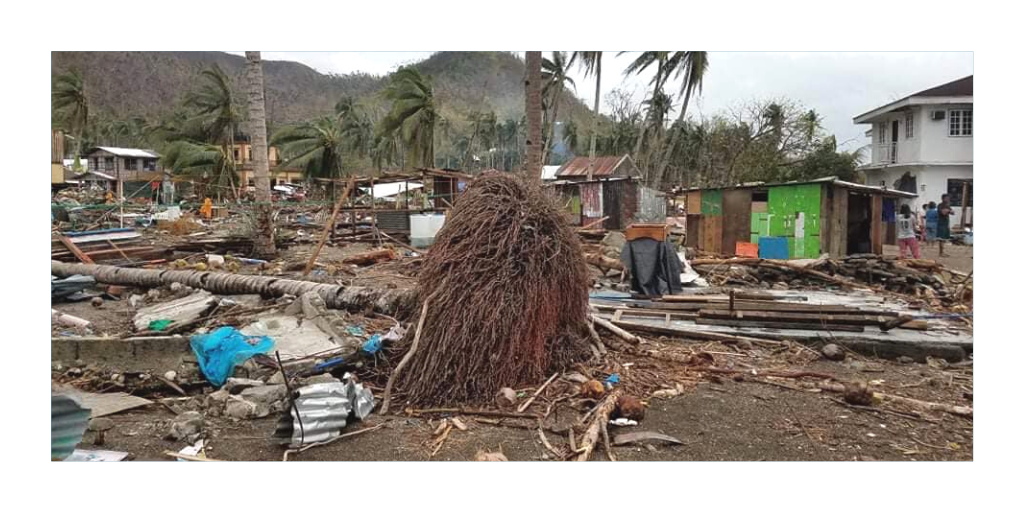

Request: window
left=143, top=159, right=157, bottom=171
left=104, top=157, right=114, bottom=170
left=949, top=109, right=973, bottom=136
left=905, top=112, right=914, bottom=138
left=947, top=179, right=973, bottom=207
left=233, top=149, right=240, bottom=160
left=247, top=148, right=252, bottom=160
left=124, top=158, right=137, bottom=170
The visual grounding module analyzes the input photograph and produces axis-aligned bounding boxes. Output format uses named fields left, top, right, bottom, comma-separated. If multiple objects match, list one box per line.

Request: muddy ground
left=71, top=354, right=972, bottom=462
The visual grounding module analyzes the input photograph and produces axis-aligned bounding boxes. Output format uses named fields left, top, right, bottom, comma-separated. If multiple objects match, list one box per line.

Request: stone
left=601, top=231, right=626, bottom=251
left=164, top=370, right=178, bottom=382
left=223, top=378, right=264, bottom=394
left=129, top=294, right=145, bottom=308
left=240, top=384, right=287, bottom=406
left=821, top=344, right=846, bottom=361
left=266, top=371, right=286, bottom=385
left=896, top=356, right=915, bottom=364
left=88, top=417, right=115, bottom=432
left=90, top=297, right=104, bottom=308
left=224, top=398, right=260, bottom=420
left=166, top=411, right=204, bottom=441
left=207, top=389, right=230, bottom=405
left=303, top=374, right=340, bottom=385
left=843, top=381, right=874, bottom=406
left=474, top=450, right=508, bottom=462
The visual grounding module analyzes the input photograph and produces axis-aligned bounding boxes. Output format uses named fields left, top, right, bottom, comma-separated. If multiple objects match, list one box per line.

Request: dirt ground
left=70, top=353, right=972, bottom=462
left=883, top=243, right=973, bottom=274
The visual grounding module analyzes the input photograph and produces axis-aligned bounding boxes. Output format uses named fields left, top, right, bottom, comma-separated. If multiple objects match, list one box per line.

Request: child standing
left=897, top=204, right=921, bottom=259
left=924, top=202, right=938, bottom=246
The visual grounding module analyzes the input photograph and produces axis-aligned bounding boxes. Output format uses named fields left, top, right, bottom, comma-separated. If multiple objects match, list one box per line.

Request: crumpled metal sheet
left=52, top=394, right=91, bottom=461
left=51, top=274, right=96, bottom=301
left=273, top=377, right=376, bottom=448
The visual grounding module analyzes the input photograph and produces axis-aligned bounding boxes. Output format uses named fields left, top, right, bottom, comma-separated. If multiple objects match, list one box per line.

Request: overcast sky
left=240, top=51, right=973, bottom=151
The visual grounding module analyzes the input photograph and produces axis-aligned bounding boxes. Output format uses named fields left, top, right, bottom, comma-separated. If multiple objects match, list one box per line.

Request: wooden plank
left=697, top=309, right=894, bottom=326
left=829, top=187, right=848, bottom=257
left=871, top=194, right=884, bottom=255
left=56, top=233, right=95, bottom=264
left=694, top=317, right=865, bottom=332
left=685, top=215, right=701, bottom=249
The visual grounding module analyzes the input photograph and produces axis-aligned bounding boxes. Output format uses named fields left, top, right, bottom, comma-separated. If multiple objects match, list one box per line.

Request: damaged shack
left=548, top=155, right=666, bottom=229
left=683, top=176, right=916, bottom=259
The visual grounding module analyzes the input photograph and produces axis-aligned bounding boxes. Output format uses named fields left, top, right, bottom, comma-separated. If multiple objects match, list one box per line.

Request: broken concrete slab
left=241, top=314, right=342, bottom=360
left=133, top=291, right=217, bottom=331
left=53, top=335, right=193, bottom=374
left=223, top=378, right=264, bottom=394
left=166, top=411, right=204, bottom=441
left=77, top=391, right=153, bottom=418
left=240, top=384, right=287, bottom=406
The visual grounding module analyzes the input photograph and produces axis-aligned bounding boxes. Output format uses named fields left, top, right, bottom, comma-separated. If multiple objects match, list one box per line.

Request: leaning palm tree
left=651, top=51, right=709, bottom=190
left=161, top=140, right=238, bottom=200
left=378, top=67, right=437, bottom=169
left=572, top=52, right=602, bottom=179
left=272, top=116, right=348, bottom=181
left=184, top=64, right=243, bottom=186
left=524, top=52, right=544, bottom=181
left=52, top=69, right=89, bottom=169
left=540, top=52, right=576, bottom=164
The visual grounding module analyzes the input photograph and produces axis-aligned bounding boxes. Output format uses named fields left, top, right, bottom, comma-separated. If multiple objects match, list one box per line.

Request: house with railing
left=853, top=75, right=973, bottom=224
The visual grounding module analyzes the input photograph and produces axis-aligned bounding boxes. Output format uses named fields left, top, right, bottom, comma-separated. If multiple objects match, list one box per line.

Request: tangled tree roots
left=398, top=172, right=591, bottom=405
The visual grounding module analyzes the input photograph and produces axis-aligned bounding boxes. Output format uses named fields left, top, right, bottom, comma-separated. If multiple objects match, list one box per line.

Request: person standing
left=924, top=202, right=938, bottom=247
left=897, top=204, right=921, bottom=259
left=937, top=194, right=954, bottom=257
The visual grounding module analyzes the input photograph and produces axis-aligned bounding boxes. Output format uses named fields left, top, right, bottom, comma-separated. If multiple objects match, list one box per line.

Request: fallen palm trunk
left=50, top=261, right=415, bottom=315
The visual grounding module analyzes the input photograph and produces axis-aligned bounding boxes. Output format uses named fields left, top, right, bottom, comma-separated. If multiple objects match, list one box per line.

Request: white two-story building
left=853, top=75, right=973, bottom=224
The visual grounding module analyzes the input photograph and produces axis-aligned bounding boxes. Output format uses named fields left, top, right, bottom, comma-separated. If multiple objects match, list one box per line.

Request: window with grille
left=905, top=112, right=914, bottom=138
left=949, top=109, right=973, bottom=136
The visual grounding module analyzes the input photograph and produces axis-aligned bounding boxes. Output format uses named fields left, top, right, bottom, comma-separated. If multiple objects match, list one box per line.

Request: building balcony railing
left=873, top=142, right=897, bottom=164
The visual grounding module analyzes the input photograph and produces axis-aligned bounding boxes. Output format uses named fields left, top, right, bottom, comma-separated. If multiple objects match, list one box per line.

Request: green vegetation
left=52, top=51, right=863, bottom=191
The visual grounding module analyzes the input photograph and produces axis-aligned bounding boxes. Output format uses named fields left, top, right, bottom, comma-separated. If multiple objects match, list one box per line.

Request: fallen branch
left=575, top=390, right=622, bottom=462
left=537, top=422, right=565, bottom=459
left=592, top=315, right=640, bottom=344
left=408, top=408, right=541, bottom=419
left=600, top=421, right=616, bottom=462
left=282, top=422, right=388, bottom=461
left=381, top=294, right=434, bottom=415
left=517, top=373, right=560, bottom=413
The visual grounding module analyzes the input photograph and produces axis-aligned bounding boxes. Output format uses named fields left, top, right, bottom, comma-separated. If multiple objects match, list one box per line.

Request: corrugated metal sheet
left=580, top=182, right=603, bottom=218
left=273, top=379, right=375, bottom=448
left=637, top=186, right=666, bottom=223
left=52, top=394, right=91, bottom=461
left=556, top=156, right=626, bottom=177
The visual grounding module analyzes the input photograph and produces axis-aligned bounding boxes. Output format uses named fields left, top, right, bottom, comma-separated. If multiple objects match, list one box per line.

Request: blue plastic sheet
left=604, top=373, right=621, bottom=387
left=190, top=327, right=273, bottom=387
left=361, top=334, right=382, bottom=354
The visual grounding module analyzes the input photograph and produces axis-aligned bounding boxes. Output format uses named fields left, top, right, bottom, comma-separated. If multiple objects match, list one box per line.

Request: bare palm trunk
left=586, top=58, right=602, bottom=181
left=245, top=51, right=277, bottom=259
left=542, top=86, right=563, bottom=165
left=652, top=87, right=693, bottom=191
left=525, top=52, right=543, bottom=182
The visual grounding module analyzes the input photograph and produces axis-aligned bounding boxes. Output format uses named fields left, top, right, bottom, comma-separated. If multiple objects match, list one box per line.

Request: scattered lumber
left=303, top=177, right=356, bottom=276
left=592, top=315, right=641, bottom=344
left=694, top=317, right=866, bottom=332
left=585, top=253, right=624, bottom=272
left=55, top=233, right=95, bottom=264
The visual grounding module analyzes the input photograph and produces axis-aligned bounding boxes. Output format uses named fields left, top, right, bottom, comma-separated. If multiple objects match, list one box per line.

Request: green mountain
left=50, top=51, right=593, bottom=130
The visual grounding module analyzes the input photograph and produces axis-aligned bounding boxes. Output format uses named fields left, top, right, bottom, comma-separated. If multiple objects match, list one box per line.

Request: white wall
left=864, top=164, right=973, bottom=219
left=918, top=104, right=973, bottom=163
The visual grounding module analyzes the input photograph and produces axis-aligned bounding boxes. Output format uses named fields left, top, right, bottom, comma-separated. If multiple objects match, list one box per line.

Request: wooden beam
left=55, top=233, right=94, bottom=264
left=303, top=177, right=356, bottom=276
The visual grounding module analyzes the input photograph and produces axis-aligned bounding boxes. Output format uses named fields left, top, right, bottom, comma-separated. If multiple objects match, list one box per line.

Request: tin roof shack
left=683, top=177, right=915, bottom=259
left=548, top=177, right=666, bottom=230
left=555, top=154, right=640, bottom=181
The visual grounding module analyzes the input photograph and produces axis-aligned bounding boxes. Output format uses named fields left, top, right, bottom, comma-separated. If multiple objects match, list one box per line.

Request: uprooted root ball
left=397, top=172, right=591, bottom=405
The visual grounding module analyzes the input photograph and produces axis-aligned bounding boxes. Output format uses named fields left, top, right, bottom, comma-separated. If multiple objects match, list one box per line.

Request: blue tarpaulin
left=190, top=327, right=273, bottom=387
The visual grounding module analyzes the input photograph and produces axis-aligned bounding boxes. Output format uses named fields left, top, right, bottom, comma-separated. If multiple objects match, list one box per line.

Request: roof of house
left=556, top=155, right=635, bottom=177
left=854, top=75, right=973, bottom=124
left=87, top=147, right=160, bottom=158
left=683, top=176, right=916, bottom=198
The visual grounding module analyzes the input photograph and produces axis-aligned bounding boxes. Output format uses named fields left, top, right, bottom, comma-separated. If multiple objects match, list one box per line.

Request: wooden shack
left=549, top=177, right=666, bottom=230
left=684, top=177, right=915, bottom=259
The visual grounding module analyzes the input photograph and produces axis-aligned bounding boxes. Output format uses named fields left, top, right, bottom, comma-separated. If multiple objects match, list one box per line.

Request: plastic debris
left=604, top=373, right=621, bottom=388
left=190, top=326, right=273, bottom=387
left=346, top=325, right=365, bottom=337
left=148, top=319, right=172, bottom=331
left=361, top=334, right=382, bottom=354
left=609, top=418, right=638, bottom=427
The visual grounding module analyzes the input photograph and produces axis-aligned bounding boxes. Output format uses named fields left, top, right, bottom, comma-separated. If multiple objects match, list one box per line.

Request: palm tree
left=183, top=64, right=243, bottom=196
left=336, top=97, right=374, bottom=158
left=161, top=140, right=238, bottom=200
left=622, top=52, right=673, bottom=169
left=525, top=52, right=543, bottom=181
left=540, top=52, right=576, bottom=164
left=651, top=51, right=709, bottom=190
left=572, top=52, right=602, bottom=179
left=245, top=51, right=276, bottom=258
left=272, top=116, right=348, bottom=180
left=378, top=67, right=438, bottom=169
left=803, top=109, right=822, bottom=143
left=52, top=69, right=89, bottom=169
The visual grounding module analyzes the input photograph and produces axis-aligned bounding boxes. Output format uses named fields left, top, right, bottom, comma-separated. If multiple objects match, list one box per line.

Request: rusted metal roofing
left=556, top=155, right=630, bottom=177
